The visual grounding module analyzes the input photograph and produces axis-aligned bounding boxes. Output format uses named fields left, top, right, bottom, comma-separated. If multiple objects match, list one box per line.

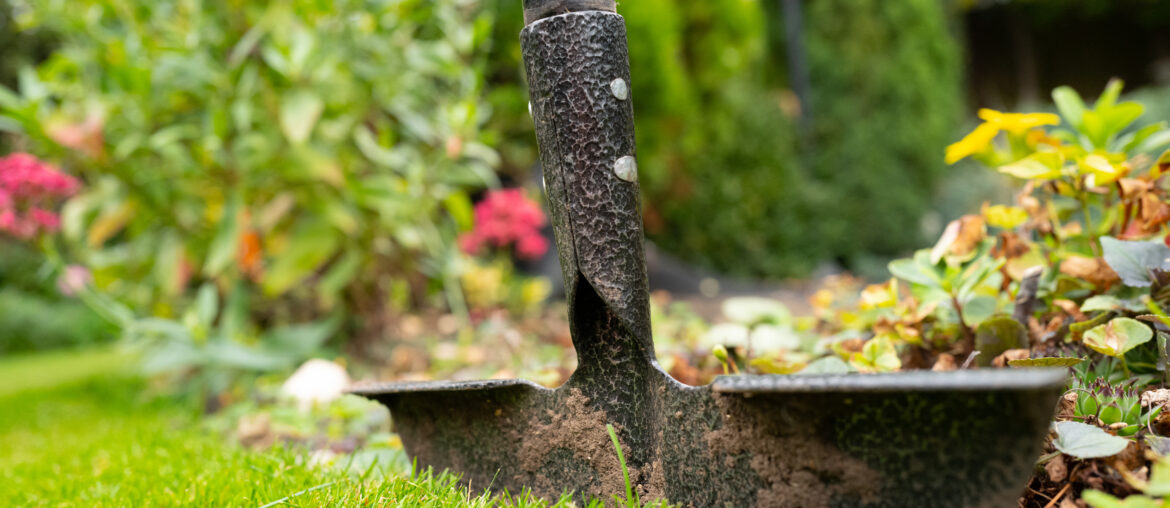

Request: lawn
left=0, top=348, right=594, bottom=507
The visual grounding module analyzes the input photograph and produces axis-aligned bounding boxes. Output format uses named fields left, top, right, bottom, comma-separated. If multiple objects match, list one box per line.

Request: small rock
left=1045, top=454, right=1067, bottom=483
left=931, top=353, right=957, bottom=372
left=1059, top=392, right=1078, bottom=419
left=1058, top=497, right=1079, bottom=508
left=1142, top=388, right=1170, bottom=408
left=281, top=359, right=351, bottom=411
left=236, top=413, right=272, bottom=449
left=992, top=348, right=1031, bottom=367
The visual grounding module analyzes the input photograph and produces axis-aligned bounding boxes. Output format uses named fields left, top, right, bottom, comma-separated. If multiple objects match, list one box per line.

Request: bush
left=1, top=0, right=499, bottom=379
left=0, top=240, right=112, bottom=353
left=0, top=288, right=113, bottom=354
left=803, top=0, right=962, bottom=263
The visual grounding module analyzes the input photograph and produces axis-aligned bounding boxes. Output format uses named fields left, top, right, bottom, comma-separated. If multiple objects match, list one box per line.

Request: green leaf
left=1052, top=421, right=1130, bottom=459
left=796, top=356, right=853, bottom=375
left=353, top=125, right=405, bottom=168
left=974, top=316, right=1028, bottom=367
left=265, top=315, right=340, bottom=356
left=318, top=250, right=363, bottom=298
left=194, top=283, right=219, bottom=327
left=888, top=249, right=942, bottom=288
left=1053, top=86, right=1086, bottom=130
left=1082, top=295, right=1127, bottom=313
left=262, top=221, right=341, bottom=296
left=1083, top=317, right=1154, bottom=358
left=280, top=89, right=324, bottom=144
left=1121, top=122, right=1167, bottom=153
left=997, top=152, right=1063, bottom=180
left=1081, top=490, right=1162, bottom=508
left=848, top=335, right=900, bottom=373
left=1136, top=129, right=1170, bottom=155
left=1007, top=357, right=1084, bottom=368
left=204, top=195, right=241, bottom=277
left=1096, top=78, right=1125, bottom=110
left=1100, top=236, right=1170, bottom=287
left=1145, top=457, right=1170, bottom=497
left=961, top=295, right=998, bottom=327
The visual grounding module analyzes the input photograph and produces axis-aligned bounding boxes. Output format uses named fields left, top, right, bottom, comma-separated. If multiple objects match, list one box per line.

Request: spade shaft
left=351, top=3, right=1068, bottom=506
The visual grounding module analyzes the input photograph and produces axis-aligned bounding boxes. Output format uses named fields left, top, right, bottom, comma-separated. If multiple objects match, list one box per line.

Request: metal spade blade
left=351, top=2, right=1066, bottom=506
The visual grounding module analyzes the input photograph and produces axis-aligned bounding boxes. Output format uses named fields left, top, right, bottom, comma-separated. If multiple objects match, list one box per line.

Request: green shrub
left=804, top=0, right=962, bottom=262
left=1, top=0, right=498, bottom=376
left=0, top=288, right=114, bottom=354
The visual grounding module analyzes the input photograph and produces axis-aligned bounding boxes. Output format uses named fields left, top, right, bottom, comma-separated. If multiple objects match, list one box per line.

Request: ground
left=0, top=348, right=612, bottom=507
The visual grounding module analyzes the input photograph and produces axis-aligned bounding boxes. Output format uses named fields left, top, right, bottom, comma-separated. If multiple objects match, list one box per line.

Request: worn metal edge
left=345, top=378, right=548, bottom=396
left=523, top=0, right=616, bottom=25
left=711, top=369, right=1069, bottom=393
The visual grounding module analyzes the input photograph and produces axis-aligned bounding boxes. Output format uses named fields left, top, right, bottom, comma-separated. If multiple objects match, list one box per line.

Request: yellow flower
left=946, top=122, right=1000, bottom=164
left=977, top=109, right=1060, bottom=134
left=982, top=204, right=1029, bottom=230
left=946, top=109, right=1061, bottom=164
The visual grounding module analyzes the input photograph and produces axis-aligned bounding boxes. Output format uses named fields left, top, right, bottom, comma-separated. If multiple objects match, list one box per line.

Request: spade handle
left=520, top=3, right=655, bottom=370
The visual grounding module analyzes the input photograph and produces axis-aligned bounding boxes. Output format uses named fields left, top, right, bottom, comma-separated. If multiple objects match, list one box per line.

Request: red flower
left=459, top=188, right=549, bottom=260
left=0, top=153, right=80, bottom=239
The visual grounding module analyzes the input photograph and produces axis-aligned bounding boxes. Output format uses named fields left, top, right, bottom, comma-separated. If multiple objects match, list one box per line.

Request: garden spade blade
left=350, top=2, right=1067, bottom=506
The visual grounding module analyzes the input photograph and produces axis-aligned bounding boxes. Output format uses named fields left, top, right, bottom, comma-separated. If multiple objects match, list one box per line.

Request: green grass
left=0, top=348, right=601, bottom=507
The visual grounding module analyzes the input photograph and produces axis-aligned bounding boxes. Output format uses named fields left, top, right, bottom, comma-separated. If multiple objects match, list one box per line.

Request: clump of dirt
left=706, top=394, right=880, bottom=508
left=515, top=388, right=627, bottom=497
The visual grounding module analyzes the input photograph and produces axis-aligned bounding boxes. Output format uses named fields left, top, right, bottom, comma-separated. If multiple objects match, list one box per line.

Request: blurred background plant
left=1, top=0, right=504, bottom=394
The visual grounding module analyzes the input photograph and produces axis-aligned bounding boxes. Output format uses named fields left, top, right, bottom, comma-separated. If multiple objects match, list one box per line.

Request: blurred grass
left=0, top=348, right=656, bottom=507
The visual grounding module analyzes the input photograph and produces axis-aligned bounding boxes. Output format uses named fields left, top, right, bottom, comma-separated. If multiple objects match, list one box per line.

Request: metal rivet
left=610, top=78, right=628, bottom=100
left=613, top=155, right=637, bottom=182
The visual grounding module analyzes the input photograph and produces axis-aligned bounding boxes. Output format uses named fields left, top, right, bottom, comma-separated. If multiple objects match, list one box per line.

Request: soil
left=705, top=394, right=880, bottom=508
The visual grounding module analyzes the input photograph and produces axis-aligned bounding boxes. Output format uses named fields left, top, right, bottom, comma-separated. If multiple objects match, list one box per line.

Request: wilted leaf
left=1061, top=255, right=1121, bottom=288
left=1052, top=420, right=1130, bottom=459
left=1007, top=357, right=1084, bottom=368
left=930, top=215, right=986, bottom=264
left=1083, top=317, right=1154, bottom=358
left=1100, top=236, right=1170, bottom=287
left=1146, top=435, right=1170, bottom=459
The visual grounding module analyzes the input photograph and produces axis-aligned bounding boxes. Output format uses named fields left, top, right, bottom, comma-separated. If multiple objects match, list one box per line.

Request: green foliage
left=0, top=240, right=113, bottom=353
left=483, top=0, right=960, bottom=278
left=0, top=288, right=113, bottom=353
left=1052, top=420, right=1130, bottom=459
left=1070, top=375, right=1161, bottom=437
left=804, top=0, right=962, bottom=261
left=2, top=0, right=500, bottom=379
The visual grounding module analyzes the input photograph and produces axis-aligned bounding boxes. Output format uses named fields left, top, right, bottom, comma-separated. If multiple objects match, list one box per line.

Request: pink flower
left=458, top=188, right=549, bottom=260
left=0, top=153, right=80, bottom=239
left=57, top=264, right=93, bottom=297
left=29, top=208, right=60, bottom=232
